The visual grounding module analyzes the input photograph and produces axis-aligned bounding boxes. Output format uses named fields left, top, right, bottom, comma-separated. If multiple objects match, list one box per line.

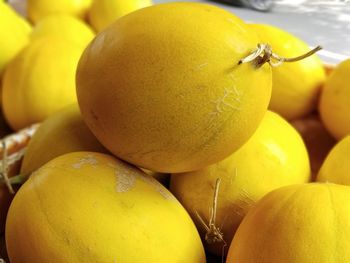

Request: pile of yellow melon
left=1, top=1, right=350, bottom=262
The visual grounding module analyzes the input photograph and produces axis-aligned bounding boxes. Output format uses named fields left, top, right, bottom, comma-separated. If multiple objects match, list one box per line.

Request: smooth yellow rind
left=6, top=152, right=205, bottom=263
left=227, top=183, right=350, bottom=263
left=77, top=3, right=272, bottom=173
left=20, top=104, right=106, bottom=177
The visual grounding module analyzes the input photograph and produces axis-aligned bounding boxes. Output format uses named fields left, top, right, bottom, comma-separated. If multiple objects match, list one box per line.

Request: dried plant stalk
left=239, top=44, right=322, bottom=68
left=0, top=124, right=39, bottom=193
left=196, top=178, right=227, bottom=262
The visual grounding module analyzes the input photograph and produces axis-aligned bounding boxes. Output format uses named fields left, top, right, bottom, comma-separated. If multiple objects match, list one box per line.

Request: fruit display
left=170, top=110, right=311, bottom=255
left=0, top=1, right=349, bottom=263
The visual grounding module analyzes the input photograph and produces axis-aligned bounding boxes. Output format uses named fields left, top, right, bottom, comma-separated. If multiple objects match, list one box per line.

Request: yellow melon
left=227, top=183, right=350, bottom=263
left=6, top=152, right=205, bottom=262
left=0, top=1, right=31, bottom=77
left=170, top=110, right=310, bottom=255
left=20, top=104, right=106, bottom=178
left=88, top=0, right=152, bottom=32
left=27, top=0, right=92, bottom=23
left=2, top=37, right=84, bottom=130
left=77, top=3, right=272, bottom=173
left=319, top=59, right=350, bottom=139
left=30, top=14, right=95, bottom=48
left=317, top=135, right=350, bottom=185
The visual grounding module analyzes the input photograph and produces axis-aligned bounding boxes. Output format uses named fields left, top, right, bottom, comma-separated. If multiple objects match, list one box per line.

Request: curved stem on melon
left=238, top=44, right=322, bottom=68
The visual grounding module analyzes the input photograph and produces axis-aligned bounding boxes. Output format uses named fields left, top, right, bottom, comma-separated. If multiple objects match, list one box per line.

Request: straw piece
left=0, top=124, right=39, bottom=193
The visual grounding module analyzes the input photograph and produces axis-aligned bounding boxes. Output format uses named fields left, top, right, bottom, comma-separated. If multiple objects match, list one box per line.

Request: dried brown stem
left=239, top=43, right=322, bottom=68
left=195, top=178, right=227, bottom=263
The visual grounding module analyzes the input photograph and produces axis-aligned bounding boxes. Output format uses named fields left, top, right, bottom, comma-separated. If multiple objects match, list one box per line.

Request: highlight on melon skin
left=76, top=2, right=273, bottom=174
left=316, top=135, right=350, bottom=185
left=30, top=14, right=95, bottom=48
left=0, top=1, right=32, bottom=77
left=88, top=0, right=153, bottom=32
left=319, top=58, right=350, bottom=140
left=170, top=110, right=311, bottom=256
left=2, top=37, right=84, bottom=131
left=27, top=0, right=92, bottom=24
left=6, top=152, right=206, bottom=263
left=226, top=183, right=350, bottom=263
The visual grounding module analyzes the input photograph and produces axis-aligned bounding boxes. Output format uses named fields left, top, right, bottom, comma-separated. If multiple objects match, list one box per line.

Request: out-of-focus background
left=9, top=0, right=350, bottom=64
left=151, top=0, right=350, bottom=65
